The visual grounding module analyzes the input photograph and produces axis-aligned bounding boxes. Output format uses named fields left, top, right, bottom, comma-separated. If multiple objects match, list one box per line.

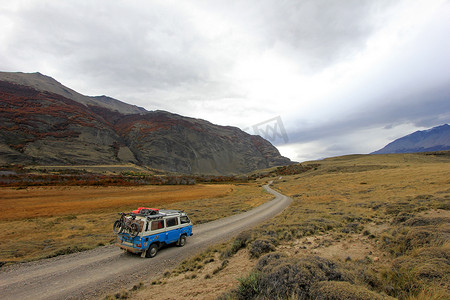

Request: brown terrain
left=0, top=152, right=448, bottom=299
left=0, top=184, right=291, bottom=299
left=126, top=152, right=449, bottom=299
left=0, top=183, right=271, bottom=264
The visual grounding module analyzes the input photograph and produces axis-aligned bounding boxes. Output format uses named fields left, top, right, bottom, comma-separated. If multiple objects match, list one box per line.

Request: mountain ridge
left=372, top=124, right=450, bottom=154
left=0, top=71, right=292, bottom=174
left=0, top=71, right=146, bottom=114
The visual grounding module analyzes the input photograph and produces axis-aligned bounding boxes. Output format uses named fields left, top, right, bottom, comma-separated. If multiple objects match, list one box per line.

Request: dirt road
left=0, top=184, right=291, bottom=299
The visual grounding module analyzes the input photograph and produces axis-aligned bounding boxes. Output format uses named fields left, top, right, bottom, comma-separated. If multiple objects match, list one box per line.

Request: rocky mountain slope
left=0, top=72, right=292, bottom=174
left=0, top=72, right=146, bottom=114
left=372, top=124, right=450, bottom=154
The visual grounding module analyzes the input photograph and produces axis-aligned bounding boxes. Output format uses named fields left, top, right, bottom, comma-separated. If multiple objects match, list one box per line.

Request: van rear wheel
left=146, top=243, right=158, bottom=258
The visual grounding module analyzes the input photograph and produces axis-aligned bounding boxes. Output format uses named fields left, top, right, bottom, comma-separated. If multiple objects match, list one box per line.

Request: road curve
left=0, top=184, right=291, bottom=300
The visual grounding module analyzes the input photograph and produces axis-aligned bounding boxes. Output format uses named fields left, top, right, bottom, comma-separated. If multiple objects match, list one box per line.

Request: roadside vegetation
left=224, top=152, right=450, bottom=299
left=0, top=166, right=249, bottom=186
left=130, top=151, right=449, bottom=300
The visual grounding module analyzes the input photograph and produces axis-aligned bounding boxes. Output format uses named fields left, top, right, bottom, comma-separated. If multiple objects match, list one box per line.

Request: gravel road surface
left=0, top=184, right=291, bottom=299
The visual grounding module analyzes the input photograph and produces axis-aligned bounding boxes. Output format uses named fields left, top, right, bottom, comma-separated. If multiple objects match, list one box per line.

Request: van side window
left=151, top=220, right=164, bottom=230
left=166, top=217, right=178, bottom=227
left=180, top=216, right=190, bottom=224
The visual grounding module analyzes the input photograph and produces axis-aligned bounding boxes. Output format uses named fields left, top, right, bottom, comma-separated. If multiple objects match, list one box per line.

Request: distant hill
left=0, top=72, right=292, bottom=174
left=372, top=124, right=450, bottom=154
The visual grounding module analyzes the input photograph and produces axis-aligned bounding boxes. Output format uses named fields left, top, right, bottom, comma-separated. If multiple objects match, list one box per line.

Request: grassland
left=2, top=151, right=449, bottom=299
left=129, top=152, right=449, bottom=300
left=0, top=183, right=271, bottom=264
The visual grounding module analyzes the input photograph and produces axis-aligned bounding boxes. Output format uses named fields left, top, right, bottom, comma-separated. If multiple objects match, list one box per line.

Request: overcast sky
left=1, top=0, right=449, bottom=162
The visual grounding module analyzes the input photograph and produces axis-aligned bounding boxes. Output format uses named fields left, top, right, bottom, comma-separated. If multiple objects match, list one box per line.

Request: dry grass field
left=2, top=151, right=449, bottom=300
left=0, top=184, right=271, bottom=264
left=126, top=152, right=449, bottom=300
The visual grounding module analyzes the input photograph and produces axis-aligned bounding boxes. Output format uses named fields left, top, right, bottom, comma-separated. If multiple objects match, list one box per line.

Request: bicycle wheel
left=113, top=220, right=123, bottom=234
left=129, top=223, right=139, bottom=238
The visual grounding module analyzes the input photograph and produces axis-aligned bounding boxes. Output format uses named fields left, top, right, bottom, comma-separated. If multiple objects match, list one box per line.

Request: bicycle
left=113, top=212, right=140, bottom=238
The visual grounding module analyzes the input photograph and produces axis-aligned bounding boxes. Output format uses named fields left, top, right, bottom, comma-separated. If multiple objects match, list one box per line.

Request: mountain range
left=372, top=124, right=450, bottom=154
left=0, top=72, right=292, bottom=175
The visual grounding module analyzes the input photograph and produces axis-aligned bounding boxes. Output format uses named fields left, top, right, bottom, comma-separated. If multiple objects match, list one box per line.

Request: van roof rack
left=142, top=209, right=186, bottom=221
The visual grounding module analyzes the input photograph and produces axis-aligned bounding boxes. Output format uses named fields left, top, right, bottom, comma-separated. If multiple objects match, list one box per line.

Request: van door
left=165, top=217, right=180, bottom=243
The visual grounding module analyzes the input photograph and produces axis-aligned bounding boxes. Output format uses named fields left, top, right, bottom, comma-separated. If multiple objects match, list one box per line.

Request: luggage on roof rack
left=132, top=207, right=160, bottom=216
left=145, top=214, right=165, bottom=220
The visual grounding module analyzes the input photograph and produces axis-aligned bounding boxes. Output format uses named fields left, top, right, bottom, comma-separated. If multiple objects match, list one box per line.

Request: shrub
left=397, top=228, right=446, bottom=253
left=341, top=222, right=362, bottom=233
left=248, top=239, right=276, bottom=258
left=391, top=247, right=449, bottom=285
left=114, top=290, right=129, bottom=299
left=258, top=256, right=351, bottom=299
left=378, top=245, right=449, bottom=299
left=46, top=245, right=89, bottom=258
left=385, top=202, right=415, bottom=216
left=403, top=216, right=449, bottom=227
left=310, top=281, right=394, bottom=300
left=236, top=272, right=261, bottom=299
left=235, top=230, right=253, bottom=246
left=255, top=252, right=287, bottom=271
left=382, top=226, right=447, bottom=255
left=233, top=255, right=352, bottom=299
left=221, top=231, right=253, bottom=259
left=391, top=212, right=415, bottom=224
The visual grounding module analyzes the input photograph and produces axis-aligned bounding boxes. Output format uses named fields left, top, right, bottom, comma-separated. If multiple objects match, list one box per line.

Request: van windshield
left=180, top=216, right=190, bottom=224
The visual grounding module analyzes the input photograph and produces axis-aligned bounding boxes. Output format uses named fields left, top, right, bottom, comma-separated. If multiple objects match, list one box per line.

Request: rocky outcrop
left=0, top=81, right=125, bottom=165
left=0, top=72, right=292, bottom=174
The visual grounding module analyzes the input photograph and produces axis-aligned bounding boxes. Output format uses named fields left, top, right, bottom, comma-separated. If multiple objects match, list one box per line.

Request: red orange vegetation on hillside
left=0, top=81, right=106, bottom=150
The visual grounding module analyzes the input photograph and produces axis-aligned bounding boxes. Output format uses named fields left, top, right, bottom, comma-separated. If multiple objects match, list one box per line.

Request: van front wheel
left=177, top=235, right=186, bottom=247
left=146, top=243, right=158, bottom=258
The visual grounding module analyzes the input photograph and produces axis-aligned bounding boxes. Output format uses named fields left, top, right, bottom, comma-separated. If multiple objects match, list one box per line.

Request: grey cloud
left=204, top=0, right=395, bottom=72
left=259, top=0, right=386, bottom=70
left=287, top=83, right=450, bottom=144
left=3, top=0, right=412, bottom=97
left=5, top=1, right=226, bottom=94
left=285, top=3, right=450, bottom=150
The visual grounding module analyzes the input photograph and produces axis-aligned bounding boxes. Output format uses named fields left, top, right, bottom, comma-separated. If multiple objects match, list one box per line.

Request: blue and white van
left=115, top=209, right=193, bottom=258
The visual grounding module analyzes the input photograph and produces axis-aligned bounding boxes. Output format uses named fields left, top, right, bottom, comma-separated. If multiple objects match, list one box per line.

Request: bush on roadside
left=257, top=256, right=351, bottom=299
left=232, top=255, right=355, bottom=299
left=248, top=239, right=276, bottom=258
left=221, top=231, right=253, bottom=259
left=236, top=272, right=261, bottom=299
left=380, top=246, right=449, bottom=298
left=255, top=252, right=287, bottom=271
left=381, top=215, right=448, bottom=256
